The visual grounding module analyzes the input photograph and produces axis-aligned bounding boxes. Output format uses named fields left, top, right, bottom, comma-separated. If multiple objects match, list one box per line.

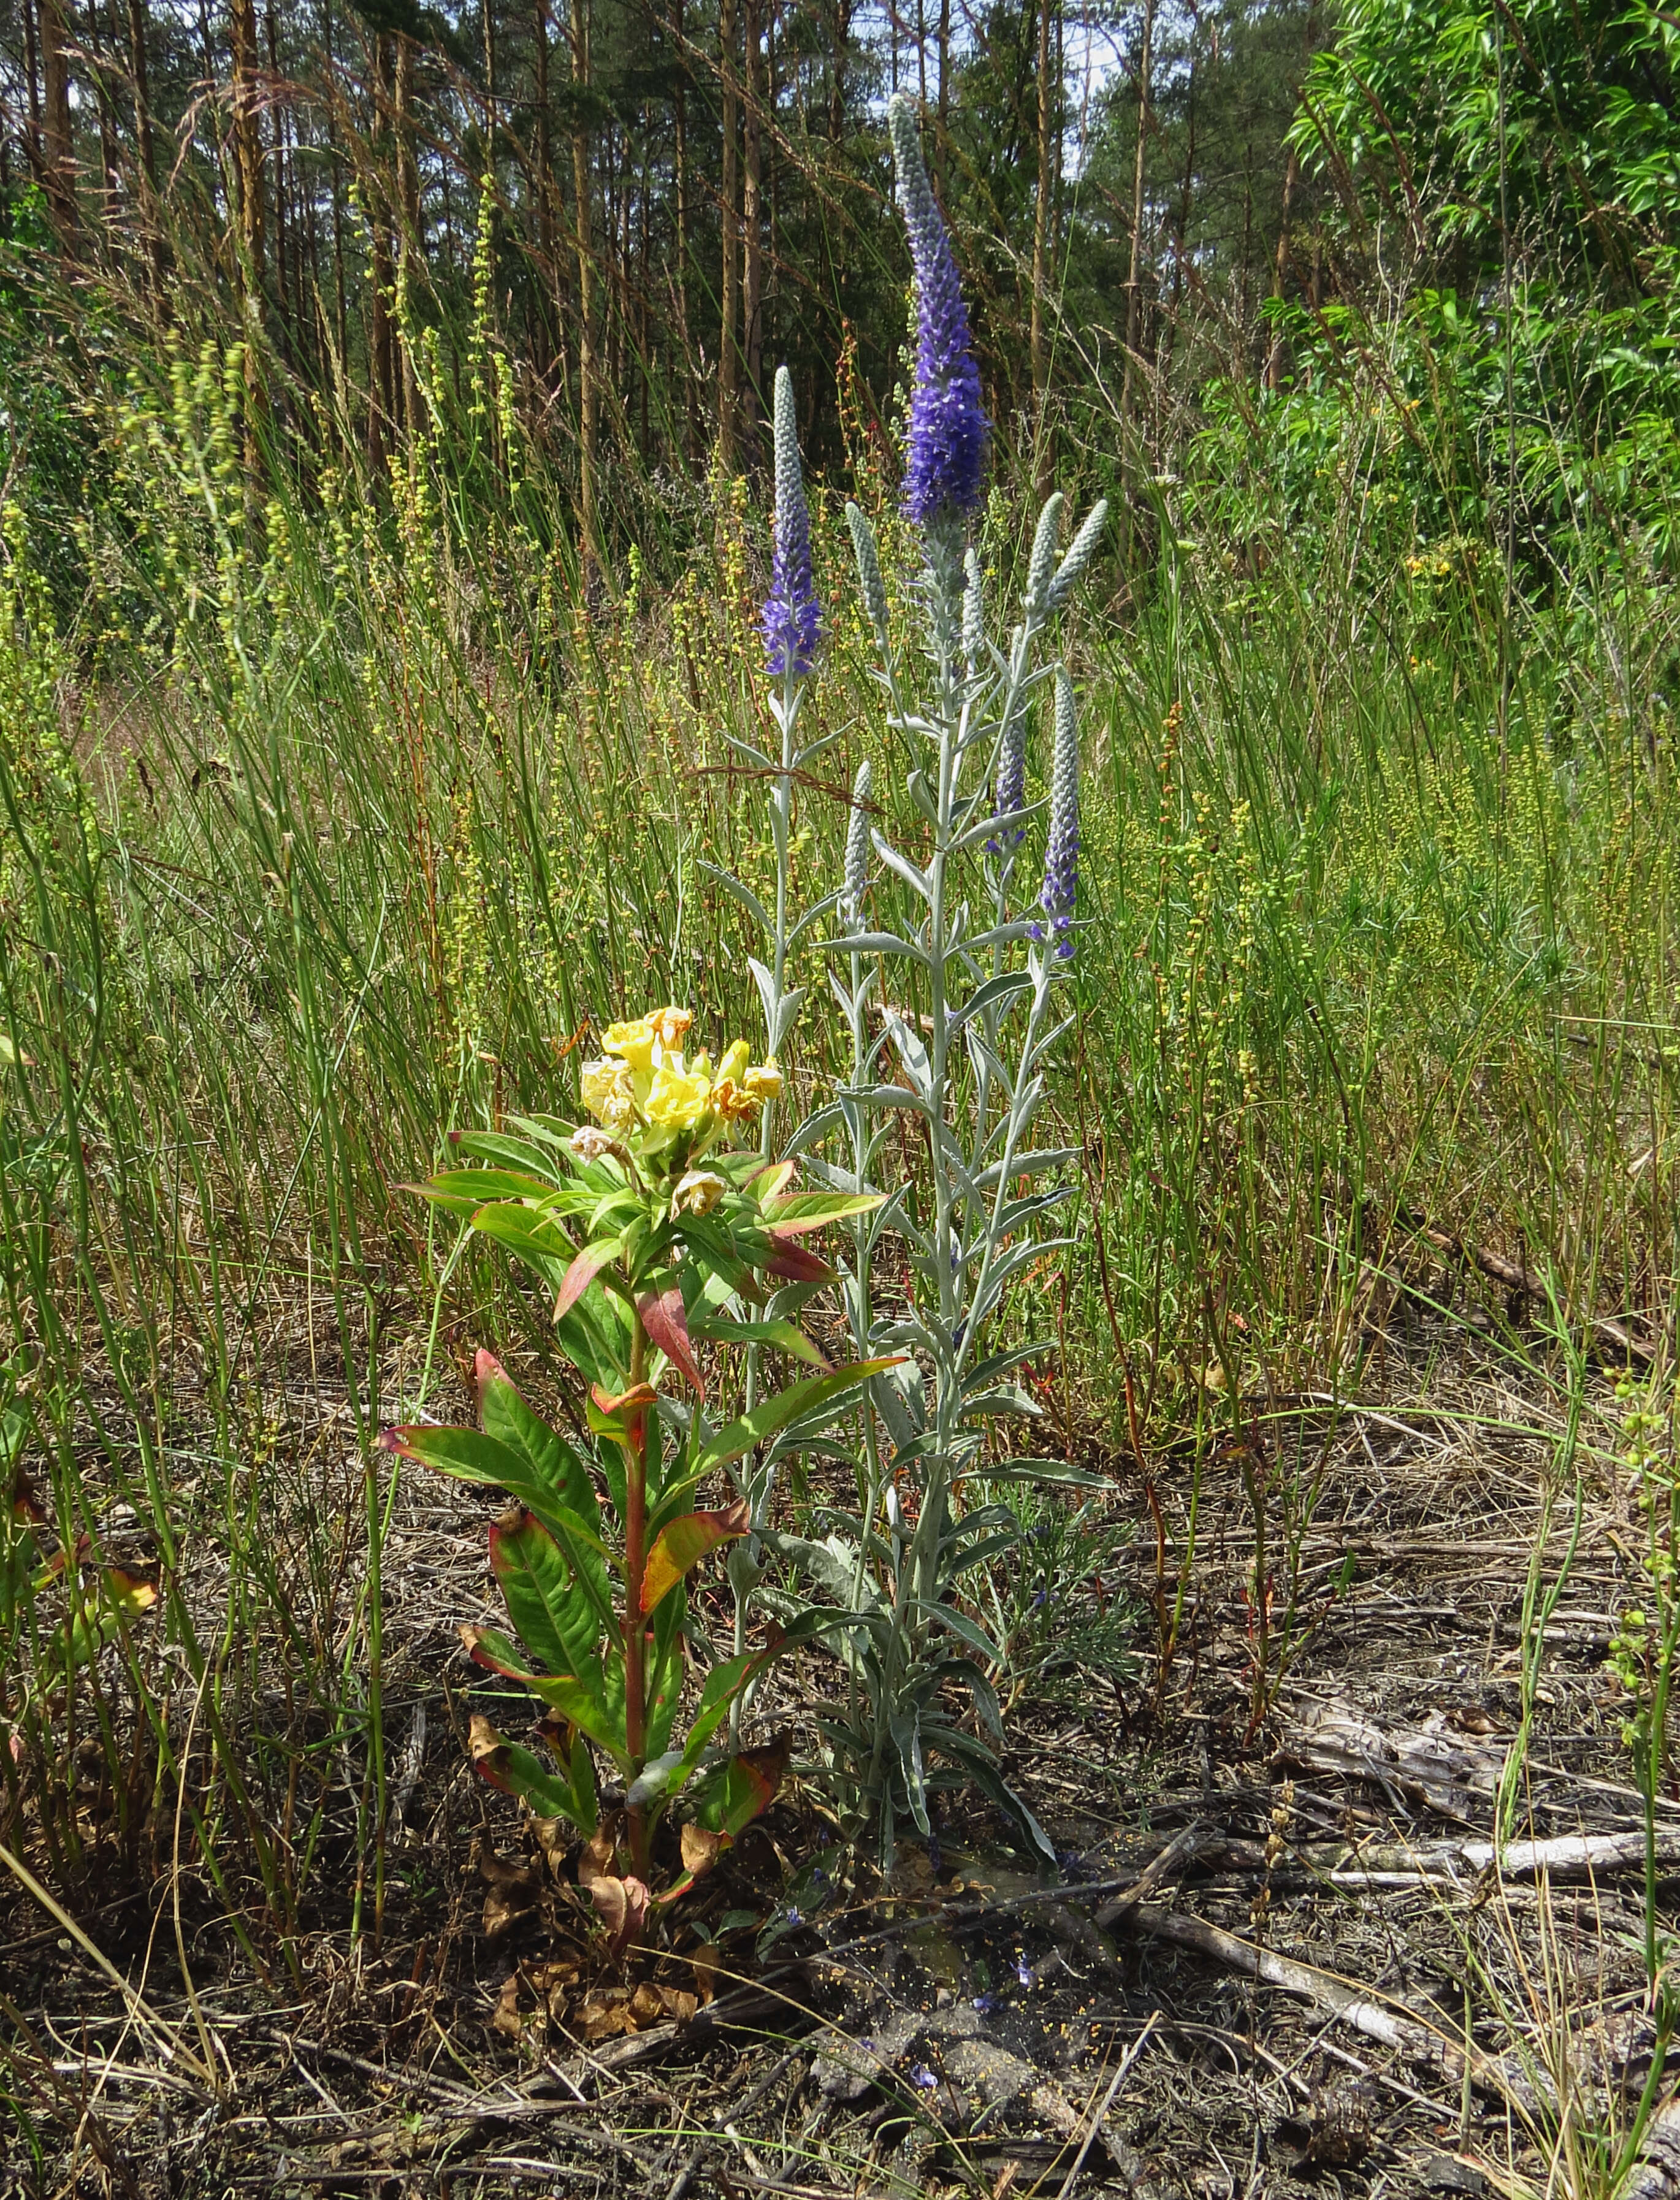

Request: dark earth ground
left=3, top=1304, right=1672, bottom=2200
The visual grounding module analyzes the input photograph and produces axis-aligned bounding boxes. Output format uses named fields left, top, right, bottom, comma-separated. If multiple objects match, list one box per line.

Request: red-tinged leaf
left=467, top=1714, right=578, bottom=1817
left=641, top=1497, right=752, bottom=1614
left=554, top=1237, right=622, bottom=1321
left=766, top=1242, right=833, bottom=1283
left=693, top=1733, right=793, bottom=1838
left=746, top=1159, right=797, bottom=1205
left=590, top=1381, right=659, bottom=1418
left=638, top=1286, right=704, bottom=1398
left=578, top=1820, right=651, bottom=1961
left=474, top=1346, right=506, bottom=1408
left=10, top=1468, right=45, bottom=1526
left=102, top=1568, right=157, bottom=1619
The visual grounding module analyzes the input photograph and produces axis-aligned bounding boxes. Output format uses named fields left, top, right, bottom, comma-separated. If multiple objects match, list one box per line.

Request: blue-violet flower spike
left=763, top=364, right=820, bottom=679
left=887, top=94, right=988, bottom=528
left=1031, top=670, right=1079, bottom=958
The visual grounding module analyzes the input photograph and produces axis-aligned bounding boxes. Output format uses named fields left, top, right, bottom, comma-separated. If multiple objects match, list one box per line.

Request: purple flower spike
left=763, top=365, right=821, bottom=679
left=1030, top=671, right=1080, bottom=960
left=887, top=95, right=988, bottom=529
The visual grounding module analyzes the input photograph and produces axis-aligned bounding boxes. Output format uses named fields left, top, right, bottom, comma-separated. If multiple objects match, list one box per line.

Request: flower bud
left=671, top=1170, right=727, bottom=1219
left=842, top=758, right=872, bottom=925
left=1047, top=499, right=1109, bottom=611
left=846, top=502, right=890, bottom=647
left=1024, top=492, right=1066, bottom=616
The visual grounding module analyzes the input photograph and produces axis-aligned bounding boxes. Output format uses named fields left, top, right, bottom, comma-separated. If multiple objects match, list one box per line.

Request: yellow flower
left=603, top=1017, right=656, bottom=1074
left=742, top=1064, right=782, bottom=1102
left=649, top=1005, right=693, bottom=1051
left=646, top=1063, right=714, bottom=1129
left=716, top=1038, right=750, bottom=1085
left=581, top=1056, right=636, bottom=1133
left=671, top=1169, right=727, bottom=1218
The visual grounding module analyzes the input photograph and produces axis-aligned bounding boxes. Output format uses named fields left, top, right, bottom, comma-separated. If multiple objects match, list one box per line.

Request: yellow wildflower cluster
left=578, top=1007, right=781, bottom=1146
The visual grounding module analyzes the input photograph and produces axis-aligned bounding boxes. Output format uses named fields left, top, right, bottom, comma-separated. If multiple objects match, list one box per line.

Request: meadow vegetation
left=3, top=1, right=1680, bottom=2190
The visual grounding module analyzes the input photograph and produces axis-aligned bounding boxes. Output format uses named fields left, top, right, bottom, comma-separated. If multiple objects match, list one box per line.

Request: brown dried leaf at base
left=478, top=1840, right=546, bottom=1941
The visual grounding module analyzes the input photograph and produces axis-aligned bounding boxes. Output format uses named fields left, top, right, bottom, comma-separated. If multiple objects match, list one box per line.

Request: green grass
left=0, top=356, right=1676, bottom=1941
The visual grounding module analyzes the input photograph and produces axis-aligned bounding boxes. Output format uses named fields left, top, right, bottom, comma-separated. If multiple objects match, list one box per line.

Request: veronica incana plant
left=765, top=94, right=1109, bottom=1866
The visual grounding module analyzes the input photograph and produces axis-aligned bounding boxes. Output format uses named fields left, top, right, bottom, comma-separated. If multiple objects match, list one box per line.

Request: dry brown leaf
left=659, top=1985, right=698, bottom=2025
left=576, top=1991, right=635, bottom=2042
left=478, top=1843, right=544, bottom=1941
left=681, top=1822, right=724, bottom=1877
left=491, top=1973, right=524, bottom=2041
left=690, top=1942, right=721, bottom=2006
left=628, top=1982, right=665, bottom=2027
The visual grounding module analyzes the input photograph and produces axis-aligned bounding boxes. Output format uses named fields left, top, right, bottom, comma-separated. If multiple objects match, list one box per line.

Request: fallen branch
left=1116, top=1903, right=1662, bottom=2118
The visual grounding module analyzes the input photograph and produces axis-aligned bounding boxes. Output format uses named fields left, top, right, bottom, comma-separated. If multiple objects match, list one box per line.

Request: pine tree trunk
left=936, top=0, right=950, bottom=193
left=265, top=0, right=289, bottom=345
left=127, top=0, right=165, bottom=292
left=828, top=0, right=847, bottom=143
left=570, top=0, right=600, bottom=586
left=395, top=31, right=419, bottom=431
left=23, top=0, right=42, bottom=168
left=40, top=0, right=77, bottom=247
left=1264, top=146, right=1299, bottom=390
left=718, top=0, right=739, bottom=470
left=742, top=0, right=763, bottom=468
left=1030, top=0, right=1053, bottom=497
left=1120, top=0, right=1155, bottom=440
left=672, top=0, right=696, bottom=456
left=229, top=0, right=264, bottom=283
left=369, top=34, right=395, bottom=459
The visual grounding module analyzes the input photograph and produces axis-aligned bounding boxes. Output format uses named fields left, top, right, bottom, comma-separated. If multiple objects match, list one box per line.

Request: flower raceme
left=887, top=92, right=988, bottom=529
left=580, top=1009, right=782, bottom=1163
left=762, top=365, right=821, bottom=681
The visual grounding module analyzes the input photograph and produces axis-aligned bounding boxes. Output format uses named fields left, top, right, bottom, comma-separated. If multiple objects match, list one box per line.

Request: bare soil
left=3, top=1315, right=1670, bottom=2200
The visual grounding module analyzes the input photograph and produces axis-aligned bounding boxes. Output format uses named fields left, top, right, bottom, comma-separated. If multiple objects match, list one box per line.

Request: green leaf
left=462, top=1627, right=629, bottom=1766
left=690, top=1315, right=831, bottom=1369
left=763, top=1191, right=885, bottom=1232
left=692, top=1737, right=791, bottom=1838
left=693, top=1358, right=902, bottom=1476
left=468, top=1723, right=578, bottom=1818
left=414, top=1167, right=560, bottom=1213
left=477, top=1354, right=603, bottom=1539
left=488, top=1509, right=605, bottom=1700
left=383, top=1424, right=617, bottom=1582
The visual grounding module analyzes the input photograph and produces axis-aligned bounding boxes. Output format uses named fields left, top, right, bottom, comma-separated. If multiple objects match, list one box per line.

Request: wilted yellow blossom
left=581, top=1056, right=636, bottom=1133
left=671, top=1170, right=727, bottom=1218
left=742, top=1065, right=782, bottom=1102
left=570, top=1125, right=628, bottom=1165
left=649, top=1006, right=693, bottom=1050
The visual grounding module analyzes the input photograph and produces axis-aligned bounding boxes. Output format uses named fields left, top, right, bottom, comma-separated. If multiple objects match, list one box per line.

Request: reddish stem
left=622, top=1313, right=652, bottom=1884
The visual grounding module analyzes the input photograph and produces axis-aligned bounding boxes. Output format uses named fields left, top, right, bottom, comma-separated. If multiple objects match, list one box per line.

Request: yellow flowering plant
left=382, top=1006, right=888, bottom=1946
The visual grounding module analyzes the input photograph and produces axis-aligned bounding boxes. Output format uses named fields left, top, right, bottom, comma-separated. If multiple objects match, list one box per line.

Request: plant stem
left=623, top=1311, right=652, bottom=1882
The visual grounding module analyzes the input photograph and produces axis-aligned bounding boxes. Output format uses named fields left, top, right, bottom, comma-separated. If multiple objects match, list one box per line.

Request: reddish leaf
left=553, top=1237, right=622, bottom=1321
left=765, top=1242, right=832, bottom=1283
left=637, top=1286, right=705, bottom=1398
left=640, top=1497, right=752, bottom=1614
